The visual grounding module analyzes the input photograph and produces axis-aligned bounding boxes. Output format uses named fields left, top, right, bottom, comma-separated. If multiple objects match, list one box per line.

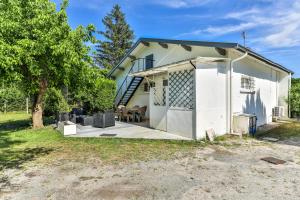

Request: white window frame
left=241, top=76, right=255, bottom=93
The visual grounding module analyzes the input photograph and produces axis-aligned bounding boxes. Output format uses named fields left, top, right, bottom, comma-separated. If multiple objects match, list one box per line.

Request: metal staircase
left=118, top=77, right=143, bottom=106
left=115, top=58, right=150, bottom=106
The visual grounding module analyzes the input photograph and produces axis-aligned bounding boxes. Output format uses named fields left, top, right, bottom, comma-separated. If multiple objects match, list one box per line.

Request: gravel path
left=1, top=139, right=300, bottom=200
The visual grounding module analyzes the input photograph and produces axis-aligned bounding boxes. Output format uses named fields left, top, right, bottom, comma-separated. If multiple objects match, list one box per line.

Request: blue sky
left=52, top=0, right=300, bottom=77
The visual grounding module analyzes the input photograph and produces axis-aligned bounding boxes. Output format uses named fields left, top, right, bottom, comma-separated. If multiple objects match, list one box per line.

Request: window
left=163, top=79, right=168, bottom=86
left=241, top=76, right=255, bottom=92
left=145, top=54, right=154, bottom=70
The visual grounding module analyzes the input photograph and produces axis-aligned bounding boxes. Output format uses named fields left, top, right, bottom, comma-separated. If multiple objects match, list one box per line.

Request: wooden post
left=4, top=100, right=7, bottom=114
left=26, top=97, right=29, bottom=114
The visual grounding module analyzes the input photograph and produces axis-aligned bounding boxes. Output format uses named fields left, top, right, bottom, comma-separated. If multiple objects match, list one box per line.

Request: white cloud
left=176, top=22, right=256, bottom=38
left=154, top=0, right=215, bottom=8
left=177, top=0, right=300, bottom=48
left=205, top=22, right=257, bottom=35
left=224, top=8, right=261, bottom=19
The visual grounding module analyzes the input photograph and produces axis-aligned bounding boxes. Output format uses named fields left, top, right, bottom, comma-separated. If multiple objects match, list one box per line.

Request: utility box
left=233, top=114, right=257, bottom=136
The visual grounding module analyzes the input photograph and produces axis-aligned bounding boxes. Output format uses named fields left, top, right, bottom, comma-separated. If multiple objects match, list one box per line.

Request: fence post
left=26, top=97, right=29, bottom=114
left=4, top=100, right=7, bottom=114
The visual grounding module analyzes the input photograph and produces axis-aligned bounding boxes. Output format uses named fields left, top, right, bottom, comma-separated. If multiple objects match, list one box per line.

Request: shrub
left=87, top=78, right=116, bottom=112
left=43, top=88, right=70, bottom=116
left=290, top=78, right=300, bottom=117
left=0, top=85, right=27, bottom=112
left=75, top=66, right=116, bottom=113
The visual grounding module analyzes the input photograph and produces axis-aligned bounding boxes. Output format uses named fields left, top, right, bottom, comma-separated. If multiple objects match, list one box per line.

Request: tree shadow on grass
left=0, top=117, right=55, bottom=171
left=0, top=116, right=55, bottom=133
left=0, top=119, right=31, bottom=133
left=0, top=147, right=53, bottom=171
left=0, top=119, right=32, bottom=150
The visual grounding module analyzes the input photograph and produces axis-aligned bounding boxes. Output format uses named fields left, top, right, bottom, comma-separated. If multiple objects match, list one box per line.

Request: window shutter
left=145, top=54, right=154, bottom=70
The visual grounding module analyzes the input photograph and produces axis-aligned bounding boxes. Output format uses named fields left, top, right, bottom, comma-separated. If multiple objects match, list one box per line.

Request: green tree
left=74, top=67, right=116, bottom=113
left=290, top=78, right=300, bottom=117
left=0, top=0, right=95, bottom=128
left=96, top=4, right=134, bottom=69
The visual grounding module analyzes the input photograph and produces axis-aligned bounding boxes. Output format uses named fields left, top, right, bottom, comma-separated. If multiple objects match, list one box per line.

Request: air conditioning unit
left=272, top=106, right=285, bottom=118
left=233, top=113, right=257, bottom=136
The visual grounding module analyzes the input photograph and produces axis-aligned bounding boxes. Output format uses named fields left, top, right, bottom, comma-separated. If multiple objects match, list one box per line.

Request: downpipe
left=229, top=51, right=248, bottom=134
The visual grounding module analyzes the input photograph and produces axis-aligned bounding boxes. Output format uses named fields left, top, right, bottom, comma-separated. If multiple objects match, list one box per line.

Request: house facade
left=108, top=38, right=293, bottom=139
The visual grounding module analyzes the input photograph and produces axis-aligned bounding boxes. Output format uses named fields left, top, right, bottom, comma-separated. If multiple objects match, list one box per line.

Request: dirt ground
left=1, top=138, right=300, bottom=200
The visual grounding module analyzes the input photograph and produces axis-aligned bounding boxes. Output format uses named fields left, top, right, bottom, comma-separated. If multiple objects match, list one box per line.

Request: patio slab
left=69, top=121, right=191, bottom=140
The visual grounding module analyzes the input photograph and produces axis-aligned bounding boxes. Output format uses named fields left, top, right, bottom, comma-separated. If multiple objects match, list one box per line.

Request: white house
left=108, top=38, right=293, bottom=139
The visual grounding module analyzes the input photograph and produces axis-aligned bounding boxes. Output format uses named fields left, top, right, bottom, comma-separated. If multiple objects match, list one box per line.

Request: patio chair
left=121, top=107, right=131, bottom=122
left=136, top=106, right=147, bottom=123
left=115, top=106, right=123, bottom=121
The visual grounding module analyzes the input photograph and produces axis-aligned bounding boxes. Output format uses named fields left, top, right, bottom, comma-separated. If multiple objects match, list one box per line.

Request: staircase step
left=116, top=76, right=144, bottom=106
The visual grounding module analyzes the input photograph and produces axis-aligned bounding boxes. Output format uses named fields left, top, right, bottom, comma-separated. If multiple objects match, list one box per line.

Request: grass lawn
left=2, top=113, right=300, bottom=172
left=256, top=121, right=300, bottom=139
left=0, top=113, right=206, bottom=171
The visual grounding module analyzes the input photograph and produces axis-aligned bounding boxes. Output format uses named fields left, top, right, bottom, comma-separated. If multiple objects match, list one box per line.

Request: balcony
left=130, top=57, right=155, bottom=74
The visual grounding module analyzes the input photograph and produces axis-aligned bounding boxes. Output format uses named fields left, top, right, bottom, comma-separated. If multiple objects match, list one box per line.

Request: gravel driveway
left=1, top=138, right=300, bottom=200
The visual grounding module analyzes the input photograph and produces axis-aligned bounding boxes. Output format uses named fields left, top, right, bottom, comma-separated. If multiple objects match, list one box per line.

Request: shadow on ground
left=0, top=147, right=53, bottom=170
left=0, top=118, right=54, bottom=171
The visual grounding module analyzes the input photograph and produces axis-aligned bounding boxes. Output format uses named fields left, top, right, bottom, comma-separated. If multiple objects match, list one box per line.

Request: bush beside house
left=290, top=78, right=300, bottom=117
left=74, top=66, right=116, bottom=114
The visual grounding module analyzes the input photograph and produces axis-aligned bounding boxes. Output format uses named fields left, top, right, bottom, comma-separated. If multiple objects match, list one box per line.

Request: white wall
left=194, top=50, right=290, bottom=139
left=278, top=72, right=290, bottom=117
left=195, top=62, right=228, bottom=139
left=167, top=108, right=193, bottom=138
left=230, top=50, right=290, bottom=126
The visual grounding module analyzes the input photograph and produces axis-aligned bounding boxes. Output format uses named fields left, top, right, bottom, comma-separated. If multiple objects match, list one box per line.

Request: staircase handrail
left=114, top=58, right=154, bottom=105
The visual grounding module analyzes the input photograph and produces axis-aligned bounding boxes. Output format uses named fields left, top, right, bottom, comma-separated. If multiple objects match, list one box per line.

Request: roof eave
left=107, top=38, right=238, bottom=77
left=235, top=44, right=294, bottom=74
left=107, top=38, right=294, bottom=77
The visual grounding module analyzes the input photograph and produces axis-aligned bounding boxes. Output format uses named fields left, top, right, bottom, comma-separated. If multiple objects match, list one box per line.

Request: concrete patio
left=69, top=121, right=191, bottom=140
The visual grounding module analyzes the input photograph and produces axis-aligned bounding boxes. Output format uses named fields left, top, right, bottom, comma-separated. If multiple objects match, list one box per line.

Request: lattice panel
left=153, top=87, right=166, bottom=106
left=169, top=70, right=194, bottom=109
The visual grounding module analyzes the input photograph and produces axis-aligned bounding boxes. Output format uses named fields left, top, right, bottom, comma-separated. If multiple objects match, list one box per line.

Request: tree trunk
left=32, top=79, right=48, bottom=129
